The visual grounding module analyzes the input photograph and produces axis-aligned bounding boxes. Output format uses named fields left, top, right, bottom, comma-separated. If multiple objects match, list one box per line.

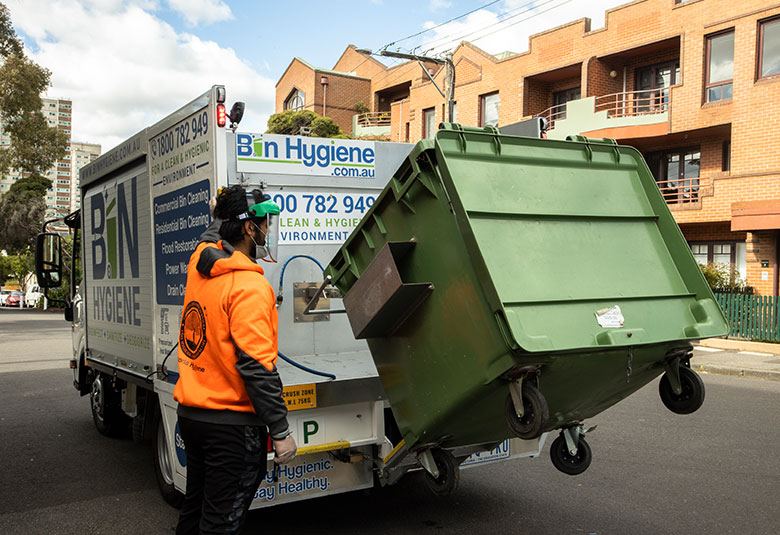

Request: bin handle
left=390, top=152, right=439, bottom=207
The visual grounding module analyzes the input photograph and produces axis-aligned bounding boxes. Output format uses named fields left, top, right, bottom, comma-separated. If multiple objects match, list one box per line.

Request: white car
left=0, top=289, right=13, bottom=306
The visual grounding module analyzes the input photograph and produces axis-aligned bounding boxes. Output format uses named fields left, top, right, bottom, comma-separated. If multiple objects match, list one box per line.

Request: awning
left=731, top=200, right=780, bottom=231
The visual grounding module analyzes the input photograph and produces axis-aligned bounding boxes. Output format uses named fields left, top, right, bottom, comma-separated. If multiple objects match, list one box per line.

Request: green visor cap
left=248, top=199, right=281, bottom=218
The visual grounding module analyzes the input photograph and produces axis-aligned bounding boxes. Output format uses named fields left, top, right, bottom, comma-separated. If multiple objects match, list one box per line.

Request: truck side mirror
left=64, top=303, right=74, bottom=322
left=228, top=101, right=245, bottom=127
left=35, top=232, right=63, bottom=288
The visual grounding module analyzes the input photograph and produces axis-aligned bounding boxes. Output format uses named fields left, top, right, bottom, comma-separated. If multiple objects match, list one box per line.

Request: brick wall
left=278, top=0, right=780, bottom=293
left=276, top=58, right=317, bottom=116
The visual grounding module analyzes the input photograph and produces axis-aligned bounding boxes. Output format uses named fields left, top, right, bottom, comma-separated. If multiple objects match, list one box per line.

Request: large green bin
left=324, top=124, right=728, bottom=452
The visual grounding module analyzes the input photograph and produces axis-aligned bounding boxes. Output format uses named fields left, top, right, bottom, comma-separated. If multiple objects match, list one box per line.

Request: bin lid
left=433, top=127, right=728, bottom=352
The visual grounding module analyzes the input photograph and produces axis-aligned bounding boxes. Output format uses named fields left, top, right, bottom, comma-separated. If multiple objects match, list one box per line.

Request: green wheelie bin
left=323, top=123, right=728, bottom=483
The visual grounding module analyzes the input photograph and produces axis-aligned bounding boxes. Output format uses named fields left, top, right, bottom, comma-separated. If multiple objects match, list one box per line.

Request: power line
left=385, top=0, right=504, bottom=49
left=419, top=0, right=565, bottom=54
left=469, top=0, right=574, bottom=46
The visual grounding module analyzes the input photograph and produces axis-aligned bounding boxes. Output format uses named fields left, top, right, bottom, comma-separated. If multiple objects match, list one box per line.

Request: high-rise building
left=68, top=141, right=101, bottom=212
left=1, top=97, right=74, bottom=220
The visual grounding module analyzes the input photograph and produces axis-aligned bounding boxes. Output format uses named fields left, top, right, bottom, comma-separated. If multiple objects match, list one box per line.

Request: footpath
left=692, top=338, right=780, bottom=381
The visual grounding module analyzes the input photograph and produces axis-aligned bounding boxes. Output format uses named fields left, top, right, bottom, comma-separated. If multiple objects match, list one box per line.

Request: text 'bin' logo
left=89, top=176, right=140, bottom=280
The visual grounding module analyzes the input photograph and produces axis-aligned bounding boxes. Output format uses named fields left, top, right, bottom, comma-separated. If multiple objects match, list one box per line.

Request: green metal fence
left=715, top=293, right=780, bottom=342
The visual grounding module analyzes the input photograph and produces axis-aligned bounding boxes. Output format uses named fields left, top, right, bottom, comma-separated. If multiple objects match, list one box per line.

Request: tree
left=266, top=110, right=350, bottom=139
left=0, top=251, right=33, bottom=291
left=0, top=2, right=69, bottom=252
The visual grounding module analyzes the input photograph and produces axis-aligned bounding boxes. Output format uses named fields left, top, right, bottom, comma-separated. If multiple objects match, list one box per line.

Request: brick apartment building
left=276, top=0, right=780, bottom=295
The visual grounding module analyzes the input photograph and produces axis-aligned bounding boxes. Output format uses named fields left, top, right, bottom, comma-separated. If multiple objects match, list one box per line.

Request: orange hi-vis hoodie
left=173, top=224, right=289, bottom=439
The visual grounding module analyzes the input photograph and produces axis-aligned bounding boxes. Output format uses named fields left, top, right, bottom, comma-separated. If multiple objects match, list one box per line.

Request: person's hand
left=273, top=435, right=297, bottom=464
left=209, top=195, right=217, bottom=218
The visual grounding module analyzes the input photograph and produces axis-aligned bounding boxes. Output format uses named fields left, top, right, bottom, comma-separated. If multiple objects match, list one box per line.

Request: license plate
left=461, top=439, right=511, bottom=466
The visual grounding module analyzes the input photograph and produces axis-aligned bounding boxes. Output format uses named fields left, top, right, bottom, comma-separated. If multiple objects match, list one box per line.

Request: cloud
left=165, top=0, right=233, bottom=26
left=7, top=0, right=272, bottom=151
left=419, top=0, right=628, bottom=57
left=429, top=0, right=452, bottom=11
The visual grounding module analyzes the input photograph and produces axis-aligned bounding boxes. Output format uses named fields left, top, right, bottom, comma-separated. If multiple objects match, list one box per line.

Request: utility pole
left=357, top=48, right=456, bottom=123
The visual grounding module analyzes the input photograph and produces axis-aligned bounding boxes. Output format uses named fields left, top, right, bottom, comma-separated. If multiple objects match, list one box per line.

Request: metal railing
left=655, top=177, right=701, bottom=204
left=594, top=90, right=670, bottom=118
left=715, top=293, right=779, bottom=342
left=537, top=102, right=568, bottom=128
left=356, top=112, right=391, bottom=127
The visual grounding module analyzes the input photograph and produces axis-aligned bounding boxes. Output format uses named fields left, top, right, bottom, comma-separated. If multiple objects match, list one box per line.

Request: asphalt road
left=1, top=308, right=779, bottom=534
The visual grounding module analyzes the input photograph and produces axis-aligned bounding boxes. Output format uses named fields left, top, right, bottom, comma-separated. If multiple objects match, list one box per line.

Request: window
left=690, top=241, right=747, bottom=280
left=480, top=92, right=499, bottom=127
left=423, top=107, right=436, bottom=138
left=705, top=31, right=734, bottom=102
left=722, top=140, right=731, bottom=172
left=636, top=61, right=679, bottom=112
left=645, top=147, right=700, bottom=203
left=759, top=17, right=780, bottom=79
left=553, top=87, right=580, bottom=119
left=284, top=89, right=304, bottom=111
left=404, top=122, right=410, bottom=143
left=452, top=102, right=457, bottom=123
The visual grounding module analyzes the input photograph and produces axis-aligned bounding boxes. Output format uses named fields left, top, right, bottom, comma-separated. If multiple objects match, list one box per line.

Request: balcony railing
left=594, top=90, right=670, bottom=118
left=655, top=177, right=701, bottom=204
left=538, top=102, right=568, bottom=128
left=356, top=112, right=391, bottom=127
left=539, top=90, right=672, bottom=129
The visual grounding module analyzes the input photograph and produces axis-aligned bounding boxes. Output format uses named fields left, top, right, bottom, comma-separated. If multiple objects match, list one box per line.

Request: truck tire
left=152, top=404, right=184, bottom=508
left=90, top=372, right=130, bottom=437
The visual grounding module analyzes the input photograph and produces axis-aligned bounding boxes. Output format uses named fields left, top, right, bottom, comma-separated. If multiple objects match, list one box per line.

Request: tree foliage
left=0, top=250, right=33, bottom=290
left=0, top=3, right=22, bottom=58
left=699, top=262, right=754, bottom=294
left=266, top=110, right=350, bottom=139
left=0, top=2, right=68, bottom=252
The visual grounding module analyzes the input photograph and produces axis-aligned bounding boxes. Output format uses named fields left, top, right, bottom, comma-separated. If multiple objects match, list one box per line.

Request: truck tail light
left=217, top=103, right=227, bottom=127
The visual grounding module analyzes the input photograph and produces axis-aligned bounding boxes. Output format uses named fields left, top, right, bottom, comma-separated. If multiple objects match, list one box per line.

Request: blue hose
left=277, top=255, right=325, bottom=299
left=278, top=351, right=336, bottom=380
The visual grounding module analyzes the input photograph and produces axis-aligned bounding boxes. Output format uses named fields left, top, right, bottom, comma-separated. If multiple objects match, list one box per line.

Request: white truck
left=35, top=86, right=544, bottom=509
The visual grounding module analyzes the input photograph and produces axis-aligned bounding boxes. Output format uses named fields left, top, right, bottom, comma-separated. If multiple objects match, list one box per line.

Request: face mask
left=251, top=218, right=278, bottom=263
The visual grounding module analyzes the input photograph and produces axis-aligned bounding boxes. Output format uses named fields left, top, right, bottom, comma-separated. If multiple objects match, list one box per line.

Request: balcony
left=352, top=112, right=391, bottom=138
left=543, top=91, right=671, bottom=141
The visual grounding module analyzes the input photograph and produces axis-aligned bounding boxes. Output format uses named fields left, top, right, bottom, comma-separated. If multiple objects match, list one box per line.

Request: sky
left=6, top=0, right=628, bottom=151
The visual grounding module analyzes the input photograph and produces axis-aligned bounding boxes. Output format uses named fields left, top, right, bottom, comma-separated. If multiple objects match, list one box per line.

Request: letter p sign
left=302, top=420, right=319, bottom=445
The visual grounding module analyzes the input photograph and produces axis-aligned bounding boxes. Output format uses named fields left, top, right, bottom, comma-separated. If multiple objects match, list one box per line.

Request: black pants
left=176, top=417, right=268, bottom=535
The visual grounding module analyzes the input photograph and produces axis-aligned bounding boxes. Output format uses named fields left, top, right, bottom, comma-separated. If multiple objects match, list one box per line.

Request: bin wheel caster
left=550, top=433, right=592, bottom=476
left=505, top=383, right=549, bottom=440
left=659, top=366, right=705, bottom=415
left=423, top=448, right=460, bottom=496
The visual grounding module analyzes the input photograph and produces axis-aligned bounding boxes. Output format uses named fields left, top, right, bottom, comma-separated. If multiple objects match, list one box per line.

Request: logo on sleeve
left=180, top=301, right=207, bottom=359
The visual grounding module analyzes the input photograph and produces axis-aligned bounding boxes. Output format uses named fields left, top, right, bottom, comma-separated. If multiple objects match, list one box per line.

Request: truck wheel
left=550, top=433, right=592, bottom=476
left=659, top=366, right=705, bottom=415
left=90, top=373, right=130, bottom=437
left=152, top=407, right=184, bottom=508
left=505, top=383, right=549, bottom=440
left=423, top=448, right=460, bottom=496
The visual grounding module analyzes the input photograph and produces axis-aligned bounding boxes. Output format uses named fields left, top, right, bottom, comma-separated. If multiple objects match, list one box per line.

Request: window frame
left=284, top=89, right=305, bottom=111
left=689, top=240, right=737, bottom=268
left=422, top=107, right=436, bottom=139
left=645, top=145, right=701, bottom=203
left=758, top=15, right=780, bottom=81
left=704, top=29, right=735, bottom=103
left=479, top=91, right=499, bottom=127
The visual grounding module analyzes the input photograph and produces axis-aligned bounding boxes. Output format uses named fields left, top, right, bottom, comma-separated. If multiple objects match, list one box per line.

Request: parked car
left=0, top=289, right=12, bottom=306
left=6, top=291, right=25, bottom=307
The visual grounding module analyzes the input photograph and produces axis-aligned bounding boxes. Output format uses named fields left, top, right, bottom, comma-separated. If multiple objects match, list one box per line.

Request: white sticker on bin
left=595, top=305, right=624, bottom=328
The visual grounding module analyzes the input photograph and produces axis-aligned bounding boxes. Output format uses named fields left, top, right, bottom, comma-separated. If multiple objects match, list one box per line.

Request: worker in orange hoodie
left=174, top=185, right=295, bottom=535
